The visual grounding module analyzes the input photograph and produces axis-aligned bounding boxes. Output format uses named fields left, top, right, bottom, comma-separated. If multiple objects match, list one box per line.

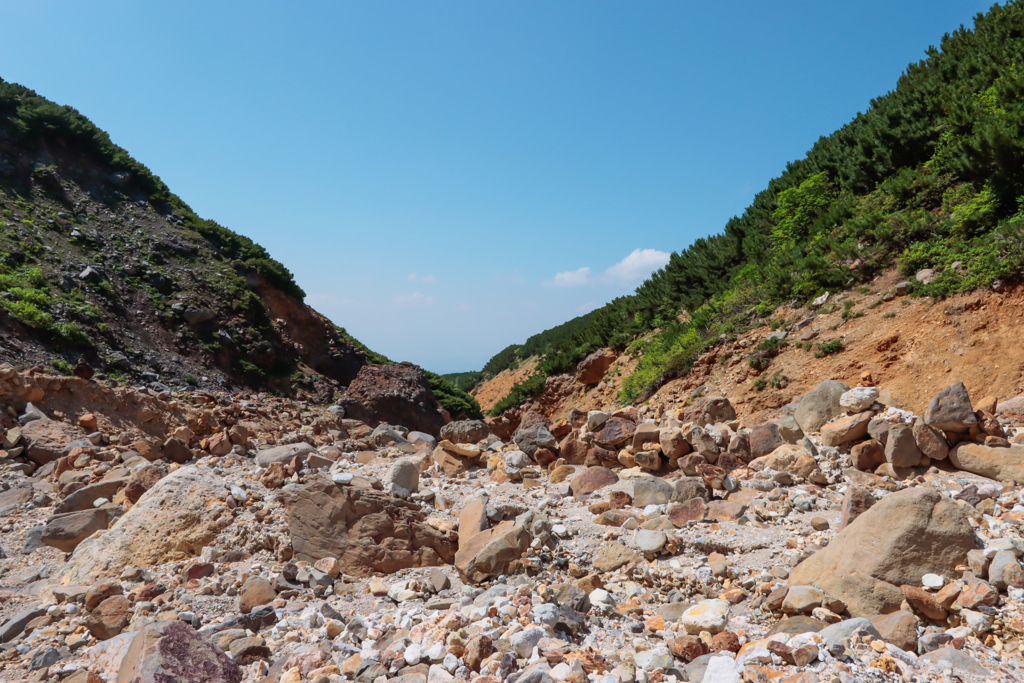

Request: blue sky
left=0, top=1, right=995, bottom=372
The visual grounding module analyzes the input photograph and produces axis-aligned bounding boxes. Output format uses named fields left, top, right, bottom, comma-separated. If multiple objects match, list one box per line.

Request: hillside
left=471, top=1, right=1024, bottom=417
left=0, top=79, right=480, bottom=417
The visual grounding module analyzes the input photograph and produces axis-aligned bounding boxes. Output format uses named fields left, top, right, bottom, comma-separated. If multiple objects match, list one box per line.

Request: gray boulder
left=256, top=443, right=315, bottom=468
left=441, top=420, right=490, bottom=444
left=794, top=380, right=850, bottom=433
left=633, top=476, right=674, bottom=507
left=513, top=423, right=557, bottom=458
left=925, top=382, right=977, bottom=433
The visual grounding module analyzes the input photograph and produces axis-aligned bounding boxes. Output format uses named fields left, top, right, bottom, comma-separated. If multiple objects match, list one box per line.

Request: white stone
left=443, top=654, right=459, bottom=672
left=533, top=603, right=559, bottom=628
left=681, top=599, right=730, bottom=635
left=332, top=472, right=353, bottom=484
left=510, top=626, right=545, bottom=658
left=635, top=529, right=667, bottom=555
left=587, top=411, right=610, bottom=431
left=839, top=387, right=879, bottom=413
left=403, top=643, right=422, bottom=666
left=621, top=517, right=639, bottom=530
left=633, top=647, right=673, bottom=673
left=702, top=656, right=742, bottom=683
left=921, top=573, right=945, bottom=589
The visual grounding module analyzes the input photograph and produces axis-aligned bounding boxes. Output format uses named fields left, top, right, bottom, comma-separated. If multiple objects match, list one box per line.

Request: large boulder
left=748, top=444, right=818, bottom=479
left=569, top=467, right=619, bottom=497
left=788, top=487, right=975, bottom=617
left=61, top=466, right=234, bottom=585
left=337, top=362, right=446, bottom=437
left=40, top=508, right=113, bottom=552
left=440, top=420, right=490, bottom=444
left=115, top=620, right=241, bottom=683
left=21, top=419, right=87, bottom=465
left=685, top=396, right=736, bottom=427
left=749, top=424, right=785, bottom=458
left=455, top=512, right=534, bottom=583
left=279, top=476, right=456, bottom=575
left=255, top=442, right=315, bottom=468
left=513, top=422, right=557, bottom=458
left=592, top=418, right=636, bottom=449
left=925, top=382, right=977, bottom=433
left=794, top=380, right=850, bottom=433
left=576, top=349, right=616, bottom=385
left=950, top=443, right=1024, bottom=483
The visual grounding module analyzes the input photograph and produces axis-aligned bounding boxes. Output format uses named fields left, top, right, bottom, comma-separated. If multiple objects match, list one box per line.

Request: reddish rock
left=711, top=630, right=740, bottom=653
left=261, top=462, right=287, bottom=489
left=280, top=477, right=456, bottom=575
left=337, top=362, right=446, bottom=437
left=465, top=634, right=494, bottom=671
left=85, top=595, right=131, bottom=640
left=870, top=611, right=918, bottom=651
left=849, top=440, right=885, bottom=471
left=21, top=419, right=86, bottom=465
left=576, top=349, right=616, bottom=385
left=239, top=577, right=276, bottom=614
left=957, top=580, right=998, bottom=610
left=669, top=635, right=708, bottom=662
left=592, top=418, right=636, bottom=448
left=569, top=467, right=619, bottom=497
left=684, top=396, right=736, bottom=426
left=839, top=486, right=875, bottom=530
left=114, top=620, right=241, bottom=683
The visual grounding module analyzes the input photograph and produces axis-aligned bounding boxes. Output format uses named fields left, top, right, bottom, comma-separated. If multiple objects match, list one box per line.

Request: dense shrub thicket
left=481, top=2, right=1024, bottom=414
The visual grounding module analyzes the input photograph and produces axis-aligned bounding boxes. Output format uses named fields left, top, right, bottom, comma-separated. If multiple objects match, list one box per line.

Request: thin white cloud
left=543, top=248, right=670, bottom=287
left=408, top=273, right=436, bottom=283
left=544, top=266, right=592, bottom=287
left=604, top=248, right=671, bottom=282
left=393, top=292, right=436, bottom=306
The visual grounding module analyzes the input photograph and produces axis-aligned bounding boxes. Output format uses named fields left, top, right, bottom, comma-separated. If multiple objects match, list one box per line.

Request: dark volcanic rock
left=337, top=362, right=446, bottom=437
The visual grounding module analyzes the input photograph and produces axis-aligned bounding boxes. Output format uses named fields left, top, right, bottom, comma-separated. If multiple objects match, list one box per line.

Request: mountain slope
left=0, top=78, right=481, bottom=416
left=472, top=1, right=1024, bottom=415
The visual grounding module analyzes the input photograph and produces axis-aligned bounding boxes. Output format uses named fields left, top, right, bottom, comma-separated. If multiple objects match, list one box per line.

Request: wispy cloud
left=408, top=273, right=436, bottom=283
left=393, top=292, right=436, bottom=306
left=545, top=266, right=592, bottom=288
left=543, top=248, right=670, bottom=287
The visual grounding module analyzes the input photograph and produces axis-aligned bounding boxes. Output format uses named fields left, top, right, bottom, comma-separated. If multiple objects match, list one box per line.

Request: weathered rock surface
left=338, top=362, right=446, bottom=437
left=950, top=443, right=1024, bottom=482
left=925, top=382, right=977, bottom=433
left=788, top=487, right=975, bottom=616
left=794, top=380, right=849, bottom=433
left=61, top=466, right=234, bottom=585
left=576, top=349, right=616, bottom=385
left=115, top=620, right=241, bottom=683
left=280, top=476, right=456, bottom=575
left=455, top=513, right=533, bottom=583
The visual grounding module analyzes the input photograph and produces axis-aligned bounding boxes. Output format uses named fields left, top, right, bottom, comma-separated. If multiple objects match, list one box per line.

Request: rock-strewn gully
left=1, top=361, right=1024, bottom=683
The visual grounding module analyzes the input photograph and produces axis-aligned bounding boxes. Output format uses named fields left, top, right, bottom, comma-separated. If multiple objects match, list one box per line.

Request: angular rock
left=925, top=382, right=977, bottom=433
left=338, top=362, right=446, bottom=437
left=686, top=396, right=736, bottom=427
left=839, top=487, right=875, bottom=531
left=869, top=611, right=918, bottom=651
left=255, top=442, right=315, bottom=468
left=681, top=599, right=730, bottom=634
left=440, top=420, right=490, bottom=444
left=592, top=542, right=635, bottom=573
left=794, top=380, right=850, bottom=433
left=788, top=487, right=975, bottom=617
left=281, top=476, right=456, bottom=576
left=21, top=419, right=87, bottom=465
left=569, top=467, right=618, bottom=497
left=239, top=577, right=276, bottom=614
left=514, top=423, right=558, bottom=459
left=592, top=418, right=636, bottom=449
left=455, top=513, right=533, bottom=583
left=884, top=423, right=922, bottom=468
left=576, top=349, right=616, bottom=385
left=849, top=440, right=885, bottom=471
left=632, top=476, right=674, bottom=507
left=115, top=620, right=241, bottom=683
left=61, top=466, right=234, bottom=585
left=912, top=419, right=949, bottom=461
left=749, top=424, right=785, bottom=458
left=749, top=444, right=818, bottom=479
left=821, top=412, right=871, bottom=448
left=839, top=387, right=879, bottom=412
left=40, top=508, right=112, bottom=552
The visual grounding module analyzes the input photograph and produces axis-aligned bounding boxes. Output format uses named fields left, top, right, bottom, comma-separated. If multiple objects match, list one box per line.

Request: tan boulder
left=820, top=412, right=872, bottom=448
left=788, top=487, right=974, bottom=617
left=115, top=621, right=241, bottom=683
left=749, top=444, right=818, bottom=479
left=455, top=514, right=533, bottom=583
left=949, top=443, right=1024, bottom=482
left=61, top=466, right=233, bottom=585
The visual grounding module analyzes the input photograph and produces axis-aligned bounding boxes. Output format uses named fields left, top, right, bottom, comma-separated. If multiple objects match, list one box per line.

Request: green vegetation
left=815, top=339, right=845, bottom=357
left=439, top=371, right=484, bottom=393
left=474, top=3, right=1024, bottom=411
left=0, top=78, right=305, bottom=301
left=49, top=358, right=73, bottom=375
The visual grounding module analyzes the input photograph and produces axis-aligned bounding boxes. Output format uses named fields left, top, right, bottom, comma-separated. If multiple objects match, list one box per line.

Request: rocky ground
left=1, top=360, right=1023, bottom=683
